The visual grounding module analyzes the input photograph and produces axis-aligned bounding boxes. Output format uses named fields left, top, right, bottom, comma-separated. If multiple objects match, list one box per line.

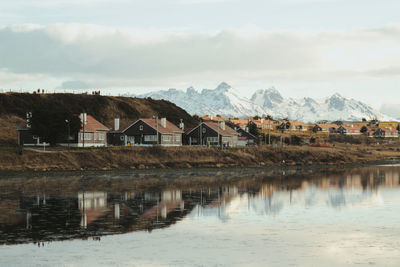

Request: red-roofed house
left=74, top=114, right=109, bottom=147
left=374, top=127, right=399, bottom=138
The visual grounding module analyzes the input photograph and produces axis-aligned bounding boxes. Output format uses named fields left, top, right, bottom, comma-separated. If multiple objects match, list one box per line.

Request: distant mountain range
left=128, top=82, right=392, bottom=122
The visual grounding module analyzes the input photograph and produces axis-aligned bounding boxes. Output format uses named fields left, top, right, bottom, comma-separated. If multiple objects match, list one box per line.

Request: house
left=235, top=127, right=257, bottom=146
left=110, top=118, right=184, bottom=146
left=337, top=125, right=362, bottom=135
left=291, top=121, right=308, bottom=132
left=73, top=114, right=109, bottom=147
left=17, top=112, right=108, bottom=147
left=17, top=127, right=49, bottom=147
left=375, top=127, right=399, bottom=138
left=185, top=121, right=239, bottom=147
left=379, top=121, right=399, bottom=129
left=317, top=123, right=339, bottom=133
left=16, top=112, right=49, bottom=146
left=230, top=119, right=250, bottom=129
left=201, top=115, right=225, bottom=122
left=253, top=119, right=274, bottom=130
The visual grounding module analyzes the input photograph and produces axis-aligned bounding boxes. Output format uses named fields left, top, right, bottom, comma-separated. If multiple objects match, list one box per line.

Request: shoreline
left=1, top=143, right=400, bottom=173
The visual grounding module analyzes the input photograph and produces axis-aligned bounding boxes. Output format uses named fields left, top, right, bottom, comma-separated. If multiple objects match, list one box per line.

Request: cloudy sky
left=0, top=0, right=399, bottom=113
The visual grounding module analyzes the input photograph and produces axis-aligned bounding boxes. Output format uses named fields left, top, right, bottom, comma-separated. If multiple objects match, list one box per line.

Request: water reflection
left=0, top=166, right=399, bottom=245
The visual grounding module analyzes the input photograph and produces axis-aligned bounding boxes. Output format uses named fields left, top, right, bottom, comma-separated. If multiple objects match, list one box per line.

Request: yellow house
left=379, top=121, right=399, bottom=129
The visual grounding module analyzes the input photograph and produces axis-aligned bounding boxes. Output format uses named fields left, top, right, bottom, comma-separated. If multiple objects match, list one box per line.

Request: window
left=222, top=137, right=229, bottom=143
left=139, top=125, right=143, bottom=131
left=163, top=135, right=171, bottom=142
left=175, top=135, right=181, bottom=142
left=120, top=135, right=125, bottom=141
left=144, top=135, right=157, bottom=142
left=81, top=133, right=92, bottom=140
left=94, top=133, right=97, bottom=140
left=207, top=137, right=218, bottom=143
left=99, top=133, right=105, bottom=141
left=202, top=128, right=206, bottom=133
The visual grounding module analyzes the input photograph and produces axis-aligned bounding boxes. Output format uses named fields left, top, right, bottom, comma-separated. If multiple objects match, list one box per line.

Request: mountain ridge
left=133, top=82, right=392, bottom=122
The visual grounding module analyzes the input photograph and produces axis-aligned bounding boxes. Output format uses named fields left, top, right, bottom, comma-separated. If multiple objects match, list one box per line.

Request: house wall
left=107, top=132, right=126, bottom=146
left=186, top=123, right=238, bottom=147
left=77, top=130, right=107, bottom=146
left=160, top=133, right=182, bottom=146
left=123, top=120, right=182, bottom=146
left=124, top=120, right=159, bottom=145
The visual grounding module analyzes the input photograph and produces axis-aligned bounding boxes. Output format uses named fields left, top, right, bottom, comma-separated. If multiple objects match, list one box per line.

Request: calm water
left=1, top=165, right=400, bottom=266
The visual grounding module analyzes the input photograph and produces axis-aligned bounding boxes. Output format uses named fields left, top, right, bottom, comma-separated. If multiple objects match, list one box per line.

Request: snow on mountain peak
left=215, top=82, right=232, bottom=92
left=133, top=83, right=392, bottom=122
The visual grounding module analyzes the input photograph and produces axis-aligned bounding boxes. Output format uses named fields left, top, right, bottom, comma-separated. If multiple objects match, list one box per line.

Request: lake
left=1, top=165, right=400, bottom=266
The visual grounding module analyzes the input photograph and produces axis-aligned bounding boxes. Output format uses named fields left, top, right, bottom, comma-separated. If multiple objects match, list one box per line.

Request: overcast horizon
left=1, top=0, right=400, bottom=115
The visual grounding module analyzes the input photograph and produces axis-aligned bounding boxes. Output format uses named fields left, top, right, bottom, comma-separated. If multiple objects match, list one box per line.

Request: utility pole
left=154, top=115, right=159, bottom=145
left=200, top=123, right=202, bottom=146
left=65, top=119, right=70, bottom=149
left=268, top=126, right=271, bottom=145
left=217, top=122, right=220, bottom=148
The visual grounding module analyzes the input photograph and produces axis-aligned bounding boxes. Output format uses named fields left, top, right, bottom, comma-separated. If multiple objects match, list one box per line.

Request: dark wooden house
left=108, top=118, right=184, bottom=146
left=185, top=121, right=239, bottom=147
left=236, top=127, right=257, bottom=146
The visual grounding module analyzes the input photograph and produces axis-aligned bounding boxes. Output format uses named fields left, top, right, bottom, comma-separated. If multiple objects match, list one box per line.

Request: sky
left=0, top=0, right=400, bottom=113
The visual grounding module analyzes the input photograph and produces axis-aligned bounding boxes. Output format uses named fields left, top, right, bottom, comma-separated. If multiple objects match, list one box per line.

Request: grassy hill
left=0, top=92, right=198, bottom=144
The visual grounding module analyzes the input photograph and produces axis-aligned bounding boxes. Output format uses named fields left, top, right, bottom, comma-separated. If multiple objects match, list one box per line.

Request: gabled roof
left=201, top=115, right=225, bottom=122
left=317, top=123, right=339, bottom=129
left=186, top=121, right=238, bottom=136
left=80, top=115, right=109, bottom=132
left=123, top=118, right=183, bottom=134
left=379, top=127, right=398, bottom=133
left=236, top=127, right=257, bottom=139
left=340, top=125, right=363, bottom=130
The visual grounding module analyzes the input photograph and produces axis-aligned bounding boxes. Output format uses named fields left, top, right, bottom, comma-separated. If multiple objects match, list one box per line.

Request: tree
left=253, top=115, right=261, bottom=120
left=246, top=121, right=259, bottom=137
left=30, top=104, right=82, bottom=146
left=264, top=114, right=273, bottom=121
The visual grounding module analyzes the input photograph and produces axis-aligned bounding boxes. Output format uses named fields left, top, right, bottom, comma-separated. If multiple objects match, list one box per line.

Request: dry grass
left=0, top=144, right=399, bottom=172
left=0, top=115, right=24, bottom=144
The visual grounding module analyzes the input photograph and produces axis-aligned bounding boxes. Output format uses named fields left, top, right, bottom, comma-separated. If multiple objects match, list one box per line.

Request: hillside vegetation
left=1, top=144, right=399, bottom=172
left=0, top=92, right=197, bottom=144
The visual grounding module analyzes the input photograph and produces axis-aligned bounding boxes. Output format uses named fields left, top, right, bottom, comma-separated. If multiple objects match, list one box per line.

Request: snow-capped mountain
left=134, top=82, right=392, bottom=122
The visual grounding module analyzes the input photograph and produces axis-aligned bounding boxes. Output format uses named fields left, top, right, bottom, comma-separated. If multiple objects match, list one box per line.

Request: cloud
left=56, top=80, right=90, bottom=89
left=0, top=23, right=400, bottom=90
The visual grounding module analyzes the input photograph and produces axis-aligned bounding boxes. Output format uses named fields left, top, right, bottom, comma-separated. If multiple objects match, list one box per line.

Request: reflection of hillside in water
left=0, top=166, right=399, bottom=245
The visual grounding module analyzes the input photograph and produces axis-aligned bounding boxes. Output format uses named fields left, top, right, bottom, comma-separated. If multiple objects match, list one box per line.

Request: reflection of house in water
left=0, top=189, right=199, bottom=245
left=2, top=167, right=400, bottom=245
left=78, top=192, right=108, bottom=228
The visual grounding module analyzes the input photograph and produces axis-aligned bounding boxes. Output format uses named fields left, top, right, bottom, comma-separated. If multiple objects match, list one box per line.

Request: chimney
left=261, top=119, right=264, bottom=123
left=179, top=120, right=184, bottom=131
left=245, top=127, right=249, bottom=133
left=80, top=113, right=87, bottom=124
left=161, top=118, right=167, bottom=128
left=114, top=118, right=120, bottom=131
left=220, top=121, right=225, bottom=131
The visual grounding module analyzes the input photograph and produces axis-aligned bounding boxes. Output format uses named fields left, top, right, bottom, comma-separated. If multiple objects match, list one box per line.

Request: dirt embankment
left=1, top=143, right=399, bottom=172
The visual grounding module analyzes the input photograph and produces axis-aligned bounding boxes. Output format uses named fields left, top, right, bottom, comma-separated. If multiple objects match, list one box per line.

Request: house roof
left=135, top=118, right=183, bottom=134
left=318, top=123, right=339, bottom=129
left=201, top=115, right=225, bottom=122
left=292, top=121, right=306, bottom=126
left=380, top=127, right=398, bottom=133
left=341, top=125, right=363, bottom=130
left=186, top=121, right=239, bottom=136
left=230, top=119, right=249, bottom=126
left=80, top=115, right=109, bottom=132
